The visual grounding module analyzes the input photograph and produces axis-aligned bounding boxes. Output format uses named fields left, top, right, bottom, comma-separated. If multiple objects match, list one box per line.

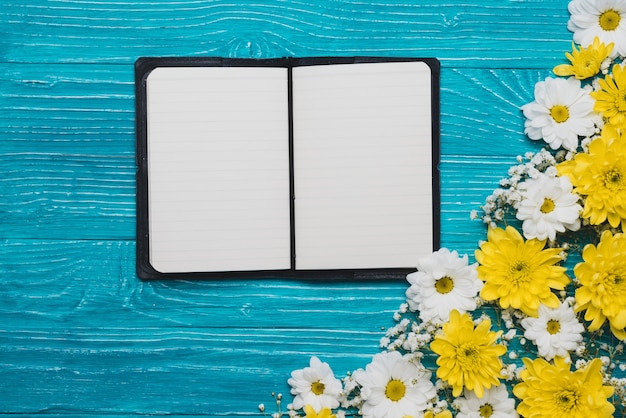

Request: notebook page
left=292, top=61, right=434, bottom=270
left=146, top=66, right=291, bottom=273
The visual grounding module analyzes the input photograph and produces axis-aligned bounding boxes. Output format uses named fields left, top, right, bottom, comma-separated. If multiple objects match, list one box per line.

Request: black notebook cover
left=135, top=56, right=440, bottom=280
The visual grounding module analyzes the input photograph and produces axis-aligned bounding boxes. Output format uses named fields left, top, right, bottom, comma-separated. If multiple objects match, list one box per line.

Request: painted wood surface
left=0, top=0, right=570, bottom=415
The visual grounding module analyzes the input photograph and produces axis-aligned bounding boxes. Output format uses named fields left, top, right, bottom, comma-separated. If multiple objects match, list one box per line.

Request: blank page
left=146, top=66, right=291, bottom=273
left=292, top=61, right=433, bottom=270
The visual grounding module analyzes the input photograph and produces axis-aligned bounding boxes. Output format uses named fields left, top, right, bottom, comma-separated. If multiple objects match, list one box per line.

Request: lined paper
left=146, top=66, right=291, bottom=273
left=292, top=61, right=433, bottom=269
left=140, top=59, right=437, bottom=277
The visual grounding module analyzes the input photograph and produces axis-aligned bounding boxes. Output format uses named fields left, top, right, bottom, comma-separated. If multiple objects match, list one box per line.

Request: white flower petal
left=355, top=352, right=435, bottom=418
left=521, top=302, right=585, bottom=360
left=405, top=248, right=481, bottom=322
left=522, top=77, right=599, bottom=151
left=456, top=385, right=518, bottom=418
left=568, top=0, right=626, bottom=57
left=515, top=172, right=582, bottom=241
left=288, top=356, right=343, bottom=411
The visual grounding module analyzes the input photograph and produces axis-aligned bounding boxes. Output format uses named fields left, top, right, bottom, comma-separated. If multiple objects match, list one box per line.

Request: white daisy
left=521, top=302, right=585, bottom=361
left=353, top=351, right=436, bottom=418
left=288, top=356, right=343, bottom=411
left=568, top=0, right=626, bottom=58
left=522, top=76, right=598, bottom=151
left=515, top=172, right=582, bottom=241
left=455, top=385, right=518, bottom=418
left=406, top=248, right=482, bottom=323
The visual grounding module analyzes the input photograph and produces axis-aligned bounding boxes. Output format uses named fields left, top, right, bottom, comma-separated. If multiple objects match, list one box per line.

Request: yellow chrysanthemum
left=557, top=125, right=626, bottom=230
left=591, top=63, right=626, bottom=130
left=304, top=405, right=336, bottom=418
left=513, top=357, right=614, bottom=418
left=602, top=121, right=626, bottom=140
left=430, top=309, right=506, bottom=398
left=475, top=226, right=570, bottom=317
left=574, top=230, right=626, bottom=340
left=553, top=37, right=614, bottom=79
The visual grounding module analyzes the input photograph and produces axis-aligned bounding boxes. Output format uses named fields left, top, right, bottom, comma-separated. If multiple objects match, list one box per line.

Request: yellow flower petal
left=553, top=38, right=614, bottom=79
left=591, top=63, right=626, bottom=128
left=574, top=230, right=626, bottom=340
left=558, top=129, right=626, bottom=230
left=430, top=310, right=505, bottom=398
left=304, top=405, right=336, bottom=418
left=476, top=226, right=569, bottom=316
left=514, top=357, right=614, bottom=417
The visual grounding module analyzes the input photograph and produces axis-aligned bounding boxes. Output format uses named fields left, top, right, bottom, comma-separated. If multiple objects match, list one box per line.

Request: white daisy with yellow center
left=455, top=385, right=518, bottom=418
left=568, top=0, right=626, bottom=58
left=353, top=351, right=436, bottom=418
left=515, top=172, right=582, bottom=241
left=522, top=76, right=599, bottom=151
left=406, top=248, right=482, bottom=323
left=521, top=301, right=585, bottom=361
left=288, top=356, right=343, bottom=412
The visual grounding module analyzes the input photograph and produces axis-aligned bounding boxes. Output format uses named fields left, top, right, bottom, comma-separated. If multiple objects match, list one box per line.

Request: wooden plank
left=0, top=64, right=548, bottom=239
left=0, top=63, right=134, bottom=155
left=0, top=153, right=516, bottom=247
left=0, top=64, right=550, bottom=157
left=0, top=238, right=406, bottom=414
left=0, top=325, right=390, bottom=414
left=0, top=0, right=571, bottom=67
left=0, top=240, right=403, bottom=329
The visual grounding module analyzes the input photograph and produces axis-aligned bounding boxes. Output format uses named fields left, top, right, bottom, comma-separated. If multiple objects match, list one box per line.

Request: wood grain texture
left=0, top=0, right=572, bottom=415
left=0, top=240, right=404, bottom=414
left=1, top=0, right=571, bottom=66
left=0, top=65, right=549, bottom=241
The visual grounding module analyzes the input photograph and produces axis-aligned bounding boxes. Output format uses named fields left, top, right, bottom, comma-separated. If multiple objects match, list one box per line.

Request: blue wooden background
left=0, top=0, right=571, bottom=415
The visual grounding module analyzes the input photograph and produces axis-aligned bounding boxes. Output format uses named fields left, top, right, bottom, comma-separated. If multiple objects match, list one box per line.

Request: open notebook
left=135, top=57, right=440, bottom=279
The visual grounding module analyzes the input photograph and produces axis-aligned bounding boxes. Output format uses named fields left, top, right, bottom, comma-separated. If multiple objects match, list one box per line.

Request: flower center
left=479, top=404, right=494, bottom=418
left=598, top=271, right=626, bottom=296
left=540, top=197, right=555, bottom=214
left=509, top=261, right=531, bottom=284
left=571, top=47, right=602, bottom=78
left=619, top=88, right=626, bottom=111
left=554, top=390, right=579, bottom=411
left=384, top=379, right=406, bottom=402
left=599, top=9, right=621, bottom=31
left=311, top=381, right=325, bottom=396
left=435, top=276, right=455, bottom=294
left=608, top=272, right=624, bottom=287
left=582, top=59, right=596, bottom=72
left=546, top=319, right=561, bottom=334
left=456, top=343, right=481, bottom=369
left=550, top=104, right=570, bottom=123
left=603, top=168, right=625, bottom=191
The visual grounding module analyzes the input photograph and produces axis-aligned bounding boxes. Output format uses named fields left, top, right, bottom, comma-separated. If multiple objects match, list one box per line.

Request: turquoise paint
left=0, top=0, right=571, bottom=415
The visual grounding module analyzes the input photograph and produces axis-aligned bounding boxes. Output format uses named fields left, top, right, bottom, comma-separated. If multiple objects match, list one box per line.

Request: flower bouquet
left=261, top=1, right=626, bottom=416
